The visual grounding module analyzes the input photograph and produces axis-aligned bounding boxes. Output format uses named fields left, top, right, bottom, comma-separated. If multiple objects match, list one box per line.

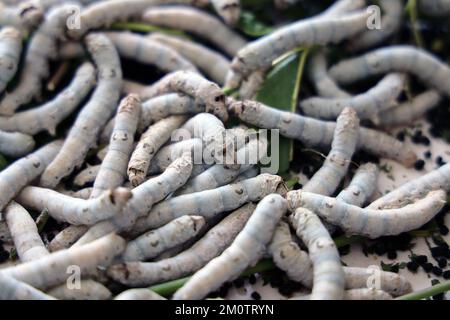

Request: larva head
left=196, top=82, right=228, bottom=122
left=109, top=187, right=133, bottom=207
left=224, top=70, right=243, bottom=89
left=17, top=2, right=43, bottom=29
left=289, top=207, right=314, bottom=231
left=399, top=149, right=418, bottom=168
left=260, top=173, right=286, bottom=197
left=118, top=94, right=141, bottom=115
left=286, top=190, right=303, bottom=212
left=217, top=1, right=241, bottom=26
left=188, top=215, right=206, bottom=232
left=168, top=151, right=193, bottom=178
left=107, top=262, right=143, bottom=286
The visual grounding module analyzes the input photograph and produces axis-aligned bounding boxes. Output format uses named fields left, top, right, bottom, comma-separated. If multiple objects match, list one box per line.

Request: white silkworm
left=379, top=90, right=442, bottom=127
left=74, top=153, right=193, bottom=246
left=290, top=208, right=344, bottom=300
left=74, top=165, right=101, bottom=187
left=292, top=288, right=393, bottom=301
left=0, top=27, right=22, bottom=93
left=123, top=215, right=206, bottom=262
left=419, top=0, right=450, bottom=16
left=60, top=188, right=94, bottom=200
left=4, top=202, right=48, bottom=262
left=229, top=100, right=417, bottom=167
left=329, top=46, right=450, bottom=98
left=91, top=94, right=141, bottom=197
left=301, top=73, right=406, bottom=121
left=47, top=279, right=112, bottom=300
left=0, top=233, right=125, bottom=290
left=287, top=189, right=447, bottom=238
left=238, top=68, right=267, bottom=100
left=142, top=6, right=247, bottom=56
left=368, top=163, right=450, bottom=209
left=40, top=33, right=122, bottom=188
left=148, top=33, right=230, bottom=85
left=0, top=130, right=35, bottom=158
left=16, top=186, right=132, bottom=226
left=0, top=274, right=55, bottom=300
left=0, top=1, right=42, bottom=30
left=303, top=108, right=359, bottom=195
left=0, top=140, right=61, bottom=211
left=173, top=194, right=287, bottom=300
left=0, top=63, right=96, bottom=136
left=128, top=115, right=187, bottom=187
left=106, top=32, right=198, bottom=73
left=210, top=0, right=240, bottom=26
left=114, top=289, right=166, bottom=300
left=59, top=41, right=85, bottom=60
left=48, top=225, right=89, bottom=252
left=337, top=163, right=379, bottom=207
left=131, top=173, right=284, bottom=234
left=107, top=202, right=256, bottom=286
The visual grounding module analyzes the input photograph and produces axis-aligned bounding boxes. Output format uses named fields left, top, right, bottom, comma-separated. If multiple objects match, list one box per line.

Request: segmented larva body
left=329, top=46, right=450, bottom=98
left=337, top=163, right=379, bottom=207
left=4, top=202, right=48, bottom=262
left=48, top=225, right=88, bottom=252
left=368, top=163, right=450, bottom=209
left=0, top=233, right=125, bottom=290
left=107, top=203, right=256, bottom=286
left=287, top=189, right=447, bottom=238
left=40, top=33, right=122, bottom=188
left=91, top=95, right=141, bottom=198
left=0, top=274, right=55, bottom=300
left=47, top=280, right=112, bottom=300
left=142, top=6, right=247, bottom=56
left=233, top=166, right=259, bottom=182
left=173, top=194, right=287, bottom=300
left=379, top=90, right=442, bottom=127
left=74, top=165, right=100, bottom=187
left=132, top=173, right=284, bottom=234
left=301, top=73, right=406, bottom=121
left=0, top=27, right=22, bottom=93
left=0, top=140, right=61, bottom=211
left=0, top=130, right=35, bottom=158
left=114, top=289, right=166, bottom=300
left=229, top=100, right=417, bottom=167
left=0, top=1, right=42, bottom=30
left=303, top=108, right=359, bottom=195
left=0, top=5, right=77, bottom=115
left=59, top=41, right=85, bottom=60
left=16, top=186, right=132, bottom=226
left=292, top=289, right=393, bottom=301
left=128, top=115, right=187, bottom=187
left=123, top=215, right=206, bottom=262
left=238, top=68, right=268, bottom=100
left=419, top=0, right=450, bottom=16
left=106, top=32, right=198, bottom=73
left=60, top=188, right=93, bottom=200
left=74, top=153, right=193, bottom=246
left=149, top=33, right=230, bottom=85
left=0, top=62, right=96, bottom=136
left=210, top=0, right=240, bottom=26
left=290, top=208, right=344, bottom=300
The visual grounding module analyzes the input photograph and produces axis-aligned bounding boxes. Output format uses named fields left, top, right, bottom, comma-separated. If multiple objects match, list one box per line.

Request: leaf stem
left=405, top=0, right=424, bottom=48
left=396, top=280, right=450, bottom=300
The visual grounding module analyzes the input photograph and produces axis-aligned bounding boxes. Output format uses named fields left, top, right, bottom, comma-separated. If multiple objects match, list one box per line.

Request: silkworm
left=0, top=130, right=35, bottom=158
left=128, top=115, right=187, bottom=187
left=148, top=33, right=230, bottom=85
left=229, top=100, right=417, bottom=167
left=123, top=215, right=206, bottom=262
left=0, top=4, right=77, bottom=115
left=329, top=46, right=450, bottom=98
left=91, top=95, right=141, bottom=197
left=47, top=279, right=112, bottom=300
left=379, top=90, right=442, bottom=127
left=173, top=194, right=287, bottom=300
left=142, top=6, right=247, bottom=56
left=74, top=165, right=101, bottom=187
left=4, top=202, right=48, bottom=262
left=290, top=208, right=344, bottom=300
left=0, top=62, right=96, bottom=136
left=59, top=41, right=85, bottom=60
left=40, top=33, right=122, bottom=188
left=292, top=288, right=393, bottom=300
left=0, top=233, right=125, bottom=290
left=60, top=188, right=94, bottom=200
left=131, top=173, right=284, bottom=234
left=238, top=68, right=268, bottom=100
left=287, top=189, right=447, bottom=238
left=0, top=27, right=22, bottom=93
left=74, top=153, right=193, bottom=246
left=107, top=202, right=256, bottom=286
left=106, top=32, right=198, bottom=73
left=336, top=163, right=379, bottom=207
left=303, top=108, right=359, bottom=195
left=16, top=186, right=131, bottom=226
left=0, top=140, right=61, bottom=211
left=418, top=0, right=450, bottom=16
left=210, top=0, right=240, bottom=26
left=0, top=1, right=42, bottom=30
left=48, top=225, right=89, bottom=252
left=0, top=274, right=55, bottom=300
left=300, top=73, right=406, bottom=121
left=114, top=289, right=166, bottom=300
left=368, top=163, right=450, bottom=209
left=233, top=166, right=259, bottom=182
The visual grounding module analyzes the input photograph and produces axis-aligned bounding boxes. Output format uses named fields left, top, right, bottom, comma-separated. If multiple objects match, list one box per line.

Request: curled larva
left=107, top=203, right=256, bottom=286
left=0, top=27, right=22, bottom=93
left=0, top=130, right=35, bottom=158
left=337, top=163, right=379, bottom=207
left=292, top=288, right=393, bottom=301
left=290, top=208, right=344, bottom=300
left=0, top=62, right=96, bottom=136
left=300, top=73, right=406, bottom=121
left=114, top=289, right=166, bottom=300
left=418, top=0, right=450, bottom=16
left=123, top=215, right=206, bottom=262
left=0, top=140, right=62, bottom=211
left=47, top=280, right=112, bottom=300
left=0, top=274, right=55, bottom=300
left=329, top=46, right=450, bottom=98
left=74, top=165, right=101, bottom=187
left=287, top=189, right=447, bottom=238
left=40, top=33, right=122, bottom=188
left=142, top=6, right=247, bottom=56
left=0, top=1, right=42, bottom=30
left=210, top=0, right=240, bottom=26
left=48, top=225, right=89, bottom=252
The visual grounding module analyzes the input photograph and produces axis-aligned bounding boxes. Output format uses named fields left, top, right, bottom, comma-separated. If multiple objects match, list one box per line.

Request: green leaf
left=111, top=22, right=189, bottom=38
left=237, top=10, right=275, bottom=37
left=405, top=0, right=424, bottom=48
left=0, top=154, right=7, bottom=171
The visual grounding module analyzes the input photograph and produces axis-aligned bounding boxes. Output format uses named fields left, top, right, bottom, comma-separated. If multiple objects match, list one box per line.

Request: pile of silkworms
left=0, top=0, right=450, bottom=301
